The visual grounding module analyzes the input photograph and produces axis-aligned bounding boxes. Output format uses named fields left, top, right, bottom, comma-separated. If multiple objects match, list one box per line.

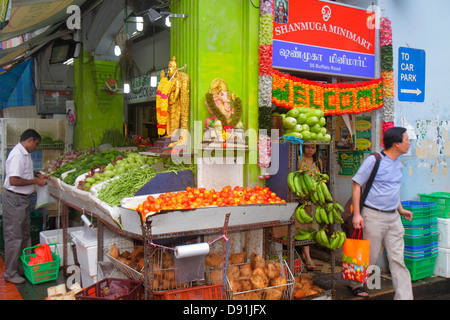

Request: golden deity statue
left=166, top=56, right=190, bottom=147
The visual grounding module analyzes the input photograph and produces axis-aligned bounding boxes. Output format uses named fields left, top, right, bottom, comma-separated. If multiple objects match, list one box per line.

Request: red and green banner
left=272, top=70, right=383, bottom=115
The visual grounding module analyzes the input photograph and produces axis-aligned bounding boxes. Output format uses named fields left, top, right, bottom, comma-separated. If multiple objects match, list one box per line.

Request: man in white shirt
left=2, top=129, right=49, bottom=284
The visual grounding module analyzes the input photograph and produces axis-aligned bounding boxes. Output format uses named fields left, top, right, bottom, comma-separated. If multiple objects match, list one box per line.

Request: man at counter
left=2, top=129, right=49, bottom=284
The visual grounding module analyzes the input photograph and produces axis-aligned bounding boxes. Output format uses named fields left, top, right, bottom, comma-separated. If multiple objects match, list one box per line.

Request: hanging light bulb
left=114, top=45, right=121, bottom=56
left=124, top=82, right=130, bottom=94
left=165, top=16, right=171, bottom=27
left=136, top=16, right=144, bottom=31
left=150, top=72, right=157, bottom=87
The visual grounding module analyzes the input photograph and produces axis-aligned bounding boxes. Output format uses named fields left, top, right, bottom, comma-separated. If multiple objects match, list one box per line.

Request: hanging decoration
left=272, top=70, right=384, bottom=115
left=156, top=70, right=172, bottom=136
left=380, top=17, right=395, bottom=123
left=257, top=0, right=274, bottom=179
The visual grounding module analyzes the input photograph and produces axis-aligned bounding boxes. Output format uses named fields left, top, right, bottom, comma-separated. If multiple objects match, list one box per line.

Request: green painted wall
left=170, top=0, right=261, bottom=186
left=73, top=51, right=124, bottom=149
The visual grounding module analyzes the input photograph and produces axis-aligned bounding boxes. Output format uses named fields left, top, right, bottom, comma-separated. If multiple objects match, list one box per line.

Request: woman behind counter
left=298, top=144, right=322, bottom=271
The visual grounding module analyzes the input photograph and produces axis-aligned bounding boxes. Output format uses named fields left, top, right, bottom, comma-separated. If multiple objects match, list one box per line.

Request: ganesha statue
left=204, top=78, right=244, bottom=144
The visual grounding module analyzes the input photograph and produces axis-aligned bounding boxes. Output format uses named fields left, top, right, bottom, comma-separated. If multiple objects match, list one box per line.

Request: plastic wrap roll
left=174, top=243, right=210, bottom=259
left=81, top=214, right=93, bottom=229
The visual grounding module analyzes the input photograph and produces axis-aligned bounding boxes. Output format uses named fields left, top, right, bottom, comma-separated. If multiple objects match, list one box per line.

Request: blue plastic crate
left=405, top=242, right=438, bottom=253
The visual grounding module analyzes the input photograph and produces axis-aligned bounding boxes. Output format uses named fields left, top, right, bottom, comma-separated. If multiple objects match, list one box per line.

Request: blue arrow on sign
left=398, top=47, right=426, bottom=102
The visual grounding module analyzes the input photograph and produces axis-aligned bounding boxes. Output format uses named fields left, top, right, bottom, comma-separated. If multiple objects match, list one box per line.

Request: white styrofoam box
left=434, top=247, right=450, bottom=278
left=80, top=266, right=97, bottom=288
left=197, top=156, right=244, bottom=191
left=39, top=226, right=84, bottom=267
left=71, top=228, right=134, bottom=277
left=438, top=218, right=450, bottom=249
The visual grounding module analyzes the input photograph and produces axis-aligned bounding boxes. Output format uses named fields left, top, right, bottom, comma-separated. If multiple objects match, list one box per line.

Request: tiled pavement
left=0, top=256, right=22, bottom=300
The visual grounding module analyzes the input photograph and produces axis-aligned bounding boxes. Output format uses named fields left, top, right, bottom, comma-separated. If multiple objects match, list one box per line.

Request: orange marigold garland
left=156, top=72, right=172, bottom=136
left=272, top=70, right=384, bottom=115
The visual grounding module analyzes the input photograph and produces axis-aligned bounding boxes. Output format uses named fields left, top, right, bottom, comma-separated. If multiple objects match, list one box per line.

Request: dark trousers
left=2, top=190, right=31, bottom=279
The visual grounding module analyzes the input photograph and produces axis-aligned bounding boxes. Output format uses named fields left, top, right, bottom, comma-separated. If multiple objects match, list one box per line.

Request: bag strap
left=351, top=228, right=363, bottom=239
left=359, top=152, right=383, bottom=209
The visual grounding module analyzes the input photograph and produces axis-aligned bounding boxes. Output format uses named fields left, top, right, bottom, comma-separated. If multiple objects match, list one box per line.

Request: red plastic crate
left=75, top=278, right=144, bottom=300
left=153, top=284, right=223, bottom=300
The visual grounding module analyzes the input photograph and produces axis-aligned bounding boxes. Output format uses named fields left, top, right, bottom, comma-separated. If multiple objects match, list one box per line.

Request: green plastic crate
left=404, top=253, right=437, bottom=281
left=403, top=224, right=438, bottom=235
left=418, top=193, right=450, bottom=218
left=20, top=244, right=61, bottom=285
left=404, top=232, right=438, bottom=246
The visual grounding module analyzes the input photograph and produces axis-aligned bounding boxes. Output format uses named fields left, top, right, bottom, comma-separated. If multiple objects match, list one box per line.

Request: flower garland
left=205, top=93, right=243, bottom=128
left=272, top=70, right=384, bottom=115
left=156, top=73, right=172, bottom=136
left=257, top=0, right=274, bottom=179
left=380, top=17, right=395, bottom=123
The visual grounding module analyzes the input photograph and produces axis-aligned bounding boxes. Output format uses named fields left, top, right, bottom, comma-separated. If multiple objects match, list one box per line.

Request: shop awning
left=0, top=0, right=86, bottom=41
left=0, top=58, right=32, bottom=108
left=0, top=0, right=89, bottom=71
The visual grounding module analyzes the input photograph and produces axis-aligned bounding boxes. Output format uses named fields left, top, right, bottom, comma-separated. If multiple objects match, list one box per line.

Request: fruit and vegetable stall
left=43, top=147, right=315, bottom=300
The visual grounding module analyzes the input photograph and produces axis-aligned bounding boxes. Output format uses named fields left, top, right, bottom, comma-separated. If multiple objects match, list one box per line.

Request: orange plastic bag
left=341, top=230, right=370, bottom=283
left=28, top=244, right=53, bottom=266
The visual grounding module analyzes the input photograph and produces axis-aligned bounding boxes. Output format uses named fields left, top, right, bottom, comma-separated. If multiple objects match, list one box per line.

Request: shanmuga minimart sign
left=272, top=0, right=376, bottom=79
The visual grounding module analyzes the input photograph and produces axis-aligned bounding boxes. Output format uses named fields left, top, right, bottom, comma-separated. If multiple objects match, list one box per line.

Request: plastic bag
left=35, top=184, right=55, bottom=209
left=341, top=229, right=370, bottom=283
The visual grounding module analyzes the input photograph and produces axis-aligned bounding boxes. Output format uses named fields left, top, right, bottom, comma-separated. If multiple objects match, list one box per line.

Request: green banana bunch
left=314, top=205, right=323, bottom=224
left=315, top=229, right=347, bottom=250
left=333, top=202, right=344, bottom=213
left=294, top=227, right=316, bottom=241
left=314, top=205, right=329, bottom=224
left=319, top=181, right=333, bottom=202
left=315, top=182, right=325, bottom=205
left=301, top=171, right=316, bottom=195
left=318, top=202, right=344, bottom=225
left=315, top=228, right=330, bottom=247
left=331, top=207, right=344, bottom=224
left=287, top=170, right=334, bottom=207
left=319, top=173, right=329, bottom=182
left=328, top=231, right=347, bottom=250
left=287, top=170, right=310, bottom=198
left=287, top=171, right=296, bottom=193
left=295, top=205, right=313, bottom=223
left=294, top=173, right=306, bottom=198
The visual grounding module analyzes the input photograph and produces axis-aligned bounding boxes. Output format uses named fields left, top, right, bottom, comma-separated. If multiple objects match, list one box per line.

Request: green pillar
left=170, top=0, right=260, bottom=186
left=73, top=51, right=124, bottom=149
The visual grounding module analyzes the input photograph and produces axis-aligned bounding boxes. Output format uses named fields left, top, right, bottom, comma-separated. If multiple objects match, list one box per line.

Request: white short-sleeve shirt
left=4, top=142, right=34, bottom=195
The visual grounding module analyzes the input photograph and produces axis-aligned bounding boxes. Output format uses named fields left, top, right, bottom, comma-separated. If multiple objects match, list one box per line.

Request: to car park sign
left=398, top=47, right=426, bottom=102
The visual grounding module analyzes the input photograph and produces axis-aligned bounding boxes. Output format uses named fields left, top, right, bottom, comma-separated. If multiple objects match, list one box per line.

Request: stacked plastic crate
left=419, top=192, right=450, bottom=278
left=401, top=201, right=438, bottom=281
